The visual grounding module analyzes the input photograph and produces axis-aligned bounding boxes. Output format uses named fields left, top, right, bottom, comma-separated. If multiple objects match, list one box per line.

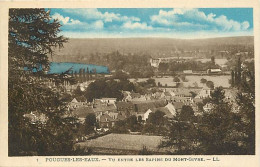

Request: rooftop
left=72, top=106, right=95, bottom=118
left=171, top=102, right=185, bottom=110
left=134, top=100, right=167, bottom=114
left=155, top=107, right=174, bottom=118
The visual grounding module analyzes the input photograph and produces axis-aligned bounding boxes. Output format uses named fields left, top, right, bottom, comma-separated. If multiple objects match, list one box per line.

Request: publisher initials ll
left=213, top=157, right=220, bottom=161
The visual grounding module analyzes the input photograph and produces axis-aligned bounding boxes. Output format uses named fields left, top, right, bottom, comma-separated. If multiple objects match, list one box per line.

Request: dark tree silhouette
left=8, top=9, right=81, bottom=156
left=231, top=70, right=235, bottom=87
left=235, top=61, right=255, bottom=154
left=200, top=78, right=207, bottom=84
left=206, top=80, right=214, bottom=89
left=85, top=113, right=96, bottom=135
left=197, top=87, right=242, bottom=154
left=161, top=106, right=197, bottom=154
left=211, top=56, right=215, bottom=65
left=86, top=67, right=89, bottom=81
left=83, top=68, right=86, bottom=82
left=173, top=77, right=180, bottom=82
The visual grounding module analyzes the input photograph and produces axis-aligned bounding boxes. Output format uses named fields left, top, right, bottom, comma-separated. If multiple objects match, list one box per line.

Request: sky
left=50, top=8, right=253, bottom=39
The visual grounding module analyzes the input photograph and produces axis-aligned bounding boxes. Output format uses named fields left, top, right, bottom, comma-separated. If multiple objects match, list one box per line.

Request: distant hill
left=51, top=36, right=254, bottom=62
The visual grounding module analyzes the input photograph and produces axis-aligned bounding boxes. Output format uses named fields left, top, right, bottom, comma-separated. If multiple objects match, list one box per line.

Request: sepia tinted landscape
left=8, top=8, right=255, bottom=156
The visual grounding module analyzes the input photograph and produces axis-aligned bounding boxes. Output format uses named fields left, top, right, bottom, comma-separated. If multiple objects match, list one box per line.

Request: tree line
left=87, top=51, right=154, bottom=78
left=158, top=57, right=220, bottom=73
left=71, top=68, right=97, bottom=82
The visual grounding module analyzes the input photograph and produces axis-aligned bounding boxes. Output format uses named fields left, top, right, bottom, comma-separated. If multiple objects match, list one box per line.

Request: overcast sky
left=50, top=8, right=253, bottom=39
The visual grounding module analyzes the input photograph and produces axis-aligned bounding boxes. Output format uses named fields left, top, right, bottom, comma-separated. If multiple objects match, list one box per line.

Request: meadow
left=76, top=133, right=169, bottom=153
left=130, top=75, right=231, bottom=88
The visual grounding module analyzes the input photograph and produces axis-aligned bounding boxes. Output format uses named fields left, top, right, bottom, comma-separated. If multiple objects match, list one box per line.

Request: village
left=67, top=84, right=237, bottom=130
left=21, top=49, right=253, bottom=155
left=68, top=57, right=242, bottom=127
left=24, top=55, right=245, bottom=137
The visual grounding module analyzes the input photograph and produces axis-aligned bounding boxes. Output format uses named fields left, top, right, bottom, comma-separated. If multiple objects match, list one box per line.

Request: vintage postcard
left=0, top=0, right=259, bottom=166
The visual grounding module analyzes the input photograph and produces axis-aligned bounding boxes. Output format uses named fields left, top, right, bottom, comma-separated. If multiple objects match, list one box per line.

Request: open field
left=130, top=75, right=231, bottom=88
left=76, top=133, right=171, bottom=154
left=185, top=75, right=230, bottom=88
left=196, top=58, right=228, bottom=65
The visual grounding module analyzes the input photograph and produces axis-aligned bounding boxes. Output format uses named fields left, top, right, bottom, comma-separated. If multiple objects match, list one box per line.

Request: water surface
left=48, top=62, right=110, bottom=74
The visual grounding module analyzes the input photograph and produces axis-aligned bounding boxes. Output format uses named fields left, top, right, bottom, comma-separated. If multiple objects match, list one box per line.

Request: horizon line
left=66, top=35, right=254, bottom=40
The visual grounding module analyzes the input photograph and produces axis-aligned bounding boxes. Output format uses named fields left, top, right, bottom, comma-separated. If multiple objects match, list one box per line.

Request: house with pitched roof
left=183, top=70, right=193, bottom=74
left=171, top=96, right=193, bottom=105
left=133, top=100, right=167, bottom=114
left=133, top=100, right=167, bottom=121
left=92, top=99, right=117, bottom=114
left=68, top=96, right=88, bottom=110
left=207, top=69, right=222, bottom=74
left=195, top=88, right=211, bottom=99
left=122, top=91, right=144, bottom=101
left=96, top=113, right=115, bottom=128
left=137, top=109, right=153, bottom=121
left=69, top=98, right=80, bottom=109
left=164, top=103, right=177, bottom=115
left=160, top=91, right=174, bottom=100
left=71, top=106, right=95, bottom=123
left=96, top=110, right=126, bottom=128
left=76, top=96, right=87, bottom=103
left=138, top=101, right=184, bottom=121
left=100, top=98, right=117, bottom=104
left=108, top=112, right=119, bottom=120
left=152, top=92, right=163, bottom=99
left=174, top=89, right=193, bottom=98
left=156, top=107, right=175, bottom=119
left=115, top=101, right=135, bottom=117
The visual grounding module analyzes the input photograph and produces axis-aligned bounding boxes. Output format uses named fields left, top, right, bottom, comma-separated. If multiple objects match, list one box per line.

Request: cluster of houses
left=23, top=84, right=238, bottom=129
left=66, top=86, right=237, bottom=130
